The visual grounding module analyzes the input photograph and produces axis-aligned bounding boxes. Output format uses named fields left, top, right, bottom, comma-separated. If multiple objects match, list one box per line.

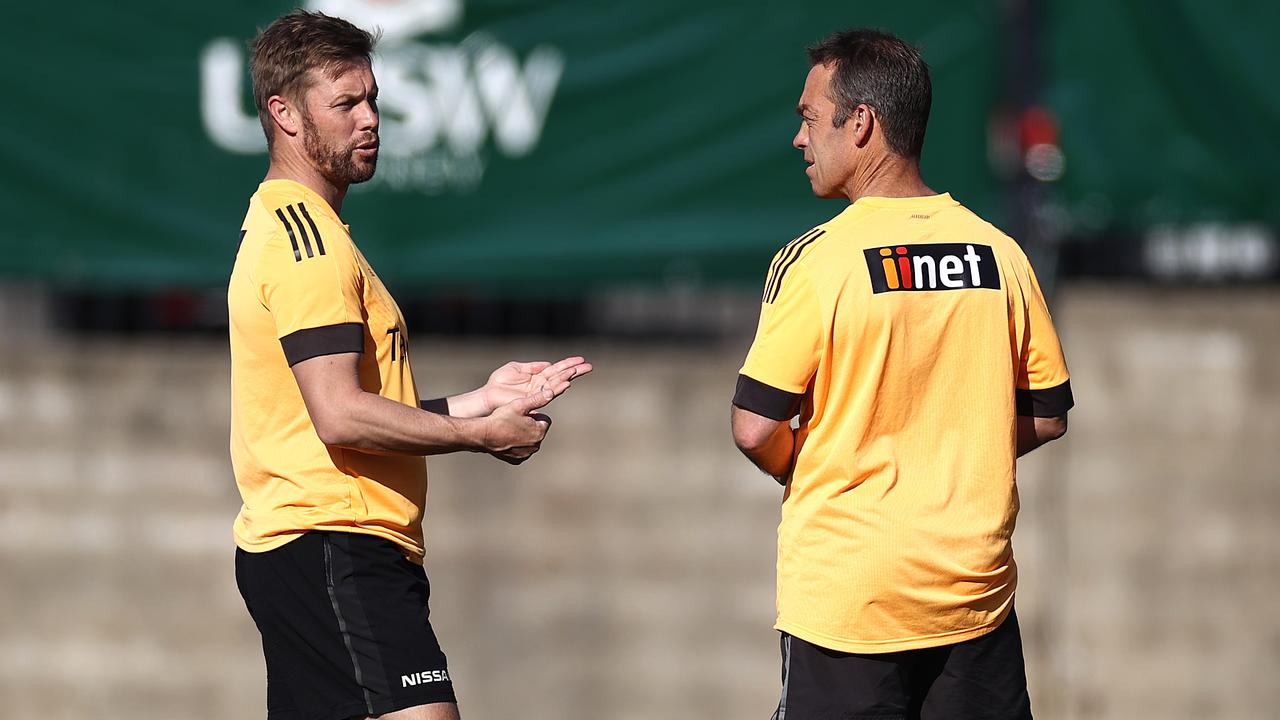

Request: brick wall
left=1, top=286, right=1276, bottom=719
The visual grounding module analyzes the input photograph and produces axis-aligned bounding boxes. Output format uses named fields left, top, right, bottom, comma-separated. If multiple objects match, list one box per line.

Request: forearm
left=419, top=389, right=495, bottom=419
left=440, top=388, right=493, bottom=418
left=322, top=390, right=492, bottom=455
left=1016, top=432, right=1043, bottom=458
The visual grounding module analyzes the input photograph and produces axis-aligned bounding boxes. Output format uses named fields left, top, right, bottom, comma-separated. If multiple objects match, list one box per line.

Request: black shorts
left=236, top=531, right=457, bottom=720
left=772, top=610, right=1032, bottom=720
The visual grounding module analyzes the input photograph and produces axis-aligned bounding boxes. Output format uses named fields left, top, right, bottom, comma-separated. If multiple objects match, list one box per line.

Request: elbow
left=732, top=423, right=773, bottom=454
left=304, top=386, right=369, bottom=448
left=732, top=430, right=760, bottom=454
left=313, top=422, right=347, bottom=447
left=313, top=414, right=360, bottom=448
left=1041, top=414, right=1068, bottom=443
left=731, top=405, right=785, bottom=454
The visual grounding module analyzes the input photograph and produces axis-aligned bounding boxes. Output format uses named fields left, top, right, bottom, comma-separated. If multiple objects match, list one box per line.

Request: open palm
left=482, top=356, right=593, bottom=412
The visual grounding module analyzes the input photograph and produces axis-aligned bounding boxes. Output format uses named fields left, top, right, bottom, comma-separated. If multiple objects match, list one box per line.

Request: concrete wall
left=1, top=285, right=1276, bottom=719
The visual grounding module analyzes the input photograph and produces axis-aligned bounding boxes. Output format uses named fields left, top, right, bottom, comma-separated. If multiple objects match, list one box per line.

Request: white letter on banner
left=200, top=39, right=268, bottom=155
left=375, top=51, right=441, bottom=158
left=426, top=45, right=487, bottom=156
left=470, top=37, right=564, bottom=157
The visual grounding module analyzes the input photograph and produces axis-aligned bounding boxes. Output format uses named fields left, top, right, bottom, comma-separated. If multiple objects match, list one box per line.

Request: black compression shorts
left=236, top=531, right=457, bottom=720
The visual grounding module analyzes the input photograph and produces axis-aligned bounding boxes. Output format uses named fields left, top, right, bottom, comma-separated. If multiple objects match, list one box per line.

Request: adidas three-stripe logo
left=274, top=203, right=327, bottom=262
left=762, top=228, right=825, bottom=303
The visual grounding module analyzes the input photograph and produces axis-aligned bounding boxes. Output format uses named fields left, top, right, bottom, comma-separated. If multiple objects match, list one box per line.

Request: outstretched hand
left=482, top=356, right=593, bottom=414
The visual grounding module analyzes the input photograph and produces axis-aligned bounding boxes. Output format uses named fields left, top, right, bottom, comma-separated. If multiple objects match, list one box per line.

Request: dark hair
left=806, top=28, right=932, bottom=159
left=249, top=10, right=378, bottom=146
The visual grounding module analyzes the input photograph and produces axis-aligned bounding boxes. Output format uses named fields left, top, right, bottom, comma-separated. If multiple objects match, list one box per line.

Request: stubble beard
left=301, top=113, right=377, bottom=187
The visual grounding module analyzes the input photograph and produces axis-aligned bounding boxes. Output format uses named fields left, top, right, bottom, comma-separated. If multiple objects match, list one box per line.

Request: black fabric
left=286, top=205, right=316, bottom=259
left=274, top=208, right=302, bottom=262
left=279, top=323, right=365, bottom=367
left=773, top=611, right=1033, bottom=720
left=1015, top=380, right=1074, bottom=417
left=733, top=373, right=802, bottom=421
left=298, top=203, right=326, bottom=256
left=236, top=532, right=456, bottom=720
left=420, top=398, right=450, bottom=415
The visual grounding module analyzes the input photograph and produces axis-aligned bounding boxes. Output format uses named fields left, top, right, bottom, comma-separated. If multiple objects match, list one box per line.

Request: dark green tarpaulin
left=3, top=1, right=1003, bottom=292
left=1046, top=1, right=1280, bottom=230
left=9, top=2, right=1279, bottom=291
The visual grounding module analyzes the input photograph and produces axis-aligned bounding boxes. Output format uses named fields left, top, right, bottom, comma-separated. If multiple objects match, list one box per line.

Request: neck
left=263, top=147, right=347, bottom=215
left=843, top=152, right=934, bottom=203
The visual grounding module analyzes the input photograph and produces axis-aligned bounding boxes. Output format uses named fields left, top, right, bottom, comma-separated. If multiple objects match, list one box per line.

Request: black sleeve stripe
left=765, top=229, right=822, bottom=302
left=420, top=397, right=450, bottom=415
left=1016, top=380, right=1075, bottom=417
left=767, top=230, right=824, bottom=303
left=287, top=204, right=315, bottom=259
left=280, top=323, right=365, bottom=366
left=732, top=374, right=803, bottom=421
left=274, top=208, right=302, bottom=262
left=762, top=229, right=818, bottom=301
left=764, top=228, right=821, bottom=302
left=767, top=231, right=820, bottom=303
left=763, top=230, right=810, bottom=299
left=299, top=203, right=326, bottom=256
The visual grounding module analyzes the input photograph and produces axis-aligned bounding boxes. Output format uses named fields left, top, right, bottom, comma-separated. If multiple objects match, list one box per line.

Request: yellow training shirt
left=228, top=179, right=427, bottom=561
left=734, top=193, right=1072, bottom=653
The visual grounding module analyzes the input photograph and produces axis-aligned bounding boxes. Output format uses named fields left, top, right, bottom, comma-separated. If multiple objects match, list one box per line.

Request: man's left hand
left=481, top=356, right=593, bottom=414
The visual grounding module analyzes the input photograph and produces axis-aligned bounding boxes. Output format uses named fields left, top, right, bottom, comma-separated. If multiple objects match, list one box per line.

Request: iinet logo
left=402, top=669, right=451, bottom=687
left=863, top=243, right=1002, bottom=294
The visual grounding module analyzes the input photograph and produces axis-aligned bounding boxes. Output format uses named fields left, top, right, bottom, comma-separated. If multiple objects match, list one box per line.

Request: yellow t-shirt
left=228, top=179, right=428, bottom=561
left=735, top=193, right=1072, bottom=653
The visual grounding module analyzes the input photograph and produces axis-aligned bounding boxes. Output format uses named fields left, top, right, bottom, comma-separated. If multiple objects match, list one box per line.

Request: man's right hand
left=482, top=388, right=555, bottom=464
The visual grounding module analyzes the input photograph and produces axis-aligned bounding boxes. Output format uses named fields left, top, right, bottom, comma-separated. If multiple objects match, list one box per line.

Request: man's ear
left=849, top=103, right=875, bottom=148
left=266, top=94, right=302, bottom=139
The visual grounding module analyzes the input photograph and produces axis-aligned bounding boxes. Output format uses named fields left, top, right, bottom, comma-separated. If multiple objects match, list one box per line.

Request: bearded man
left=227, top=11, right=590, bottom=720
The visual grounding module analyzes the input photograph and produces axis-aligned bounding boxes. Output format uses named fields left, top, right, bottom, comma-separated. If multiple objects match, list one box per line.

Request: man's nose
left=792, top=125, right=807, bottom=150
left=357, top=101, right=379, bottom=131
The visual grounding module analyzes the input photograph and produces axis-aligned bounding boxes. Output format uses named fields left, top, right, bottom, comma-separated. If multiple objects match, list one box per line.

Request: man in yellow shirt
left=732, top=29, right=1071, bottom=720
left=228, top=11, right=590, bottom=720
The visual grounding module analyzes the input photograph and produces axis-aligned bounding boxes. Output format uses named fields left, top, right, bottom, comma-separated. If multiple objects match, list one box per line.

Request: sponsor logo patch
left=864, top=243, right=1001, bottom=293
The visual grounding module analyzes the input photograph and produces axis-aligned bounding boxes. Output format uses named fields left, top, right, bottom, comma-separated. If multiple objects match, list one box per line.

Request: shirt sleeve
left=734, top=256, right=823, bottom=421
left=1015, top=261, right=1074, bottom=417
left=254, top=213, right=367, bottom=366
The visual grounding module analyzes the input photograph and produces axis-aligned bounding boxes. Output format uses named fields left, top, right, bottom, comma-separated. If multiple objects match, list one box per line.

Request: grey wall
left=1, top=285, right=1276, bottom=719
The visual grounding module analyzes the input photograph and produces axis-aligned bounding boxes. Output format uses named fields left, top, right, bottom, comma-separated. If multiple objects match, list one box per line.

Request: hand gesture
left=481, top=356, right=593, bottom=414
left=482, top=389, right=555, bottom=465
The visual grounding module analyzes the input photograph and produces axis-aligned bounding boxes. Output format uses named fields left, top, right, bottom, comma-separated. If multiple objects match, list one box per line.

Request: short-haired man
left=228, top=11, right=590, bottom=720
left=731, top=29, right=1072, bottom=720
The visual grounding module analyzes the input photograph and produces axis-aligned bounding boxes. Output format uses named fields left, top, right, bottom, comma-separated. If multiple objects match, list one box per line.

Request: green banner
left=1047, top=1, right=1279, bottom=230
left=4, top=1, right=1004, bottom=292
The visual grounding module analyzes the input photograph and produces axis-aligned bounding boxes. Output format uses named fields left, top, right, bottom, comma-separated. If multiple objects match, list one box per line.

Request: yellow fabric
left=740, top=193, right=1070, bottom=653
left=228, top=179, right=427, bottom=561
